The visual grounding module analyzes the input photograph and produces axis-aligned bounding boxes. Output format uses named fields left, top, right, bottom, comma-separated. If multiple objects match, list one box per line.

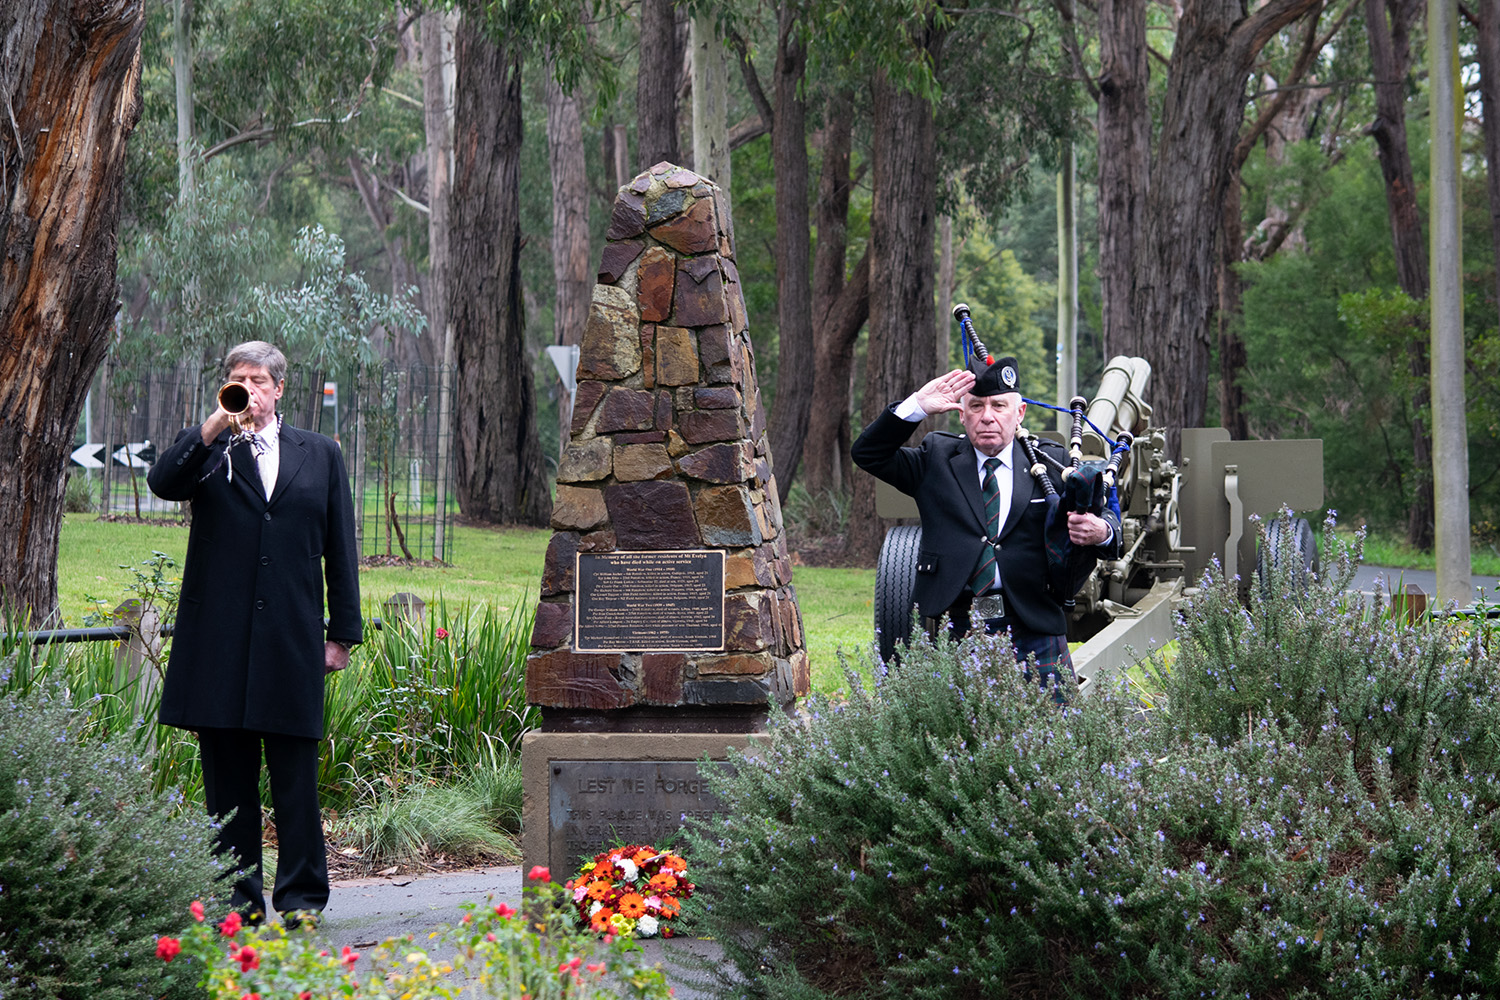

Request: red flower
left=340, top=945, right=360, bottom=966
left=528, top=865, right=550, bottom=882
left=299, top=994, right=312, bottom=1000
left=155, top=937, right=182, bottom=962
left=237, top=946, right=260, bottom=972
left=241, top=994, right=260, bottom=1000
left=494, top=903, right=517, bottom=919
left=219, top=912, right=242, bottom=937
left=435, top=627, right=450, bottom=639
left=189, top=900, right=205, bottom=922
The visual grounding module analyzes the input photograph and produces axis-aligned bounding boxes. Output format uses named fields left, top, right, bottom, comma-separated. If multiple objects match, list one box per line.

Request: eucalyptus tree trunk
left=1095, top=0, right=1150, bottom=361
left=1366, top=0, right=1433, bottom=548
left=802, top=92, right=860, bottom=496
left=765, top=0, right=813, bottom=502
left=174, top=0, right=195, bottom=198
left=423, top=8, right=459, bottom=558
left=449, top=17, right=551, bottom=525
left=1476, top=1, right=1500, bottom=319
left=847, top=52, right=943, bottom=564
left=545, top=60, right=590, bottom=441
left=1126, top=0, right=1319, bottom=455
left=0, top=0, right=145, bottom=625
left=636, top=0, right=680, bottom=169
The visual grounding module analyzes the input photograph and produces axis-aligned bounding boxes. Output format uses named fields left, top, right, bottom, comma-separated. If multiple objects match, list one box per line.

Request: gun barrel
left=1082, top=356, right=1151, bottom=458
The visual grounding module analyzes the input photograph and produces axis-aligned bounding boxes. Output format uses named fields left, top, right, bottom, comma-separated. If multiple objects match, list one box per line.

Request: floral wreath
left=565, top=844, right=694, bottom=938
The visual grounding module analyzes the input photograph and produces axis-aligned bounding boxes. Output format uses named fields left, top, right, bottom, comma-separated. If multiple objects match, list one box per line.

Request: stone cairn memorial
left=521, top=163, right=807, bottom=878
left=527, top=163, right=808, bottom=713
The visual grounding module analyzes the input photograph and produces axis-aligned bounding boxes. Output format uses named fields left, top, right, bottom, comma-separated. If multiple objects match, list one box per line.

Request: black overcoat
left=852, top=405, right=1119, bottom=636
left=147, top=422, right=362, bottom=739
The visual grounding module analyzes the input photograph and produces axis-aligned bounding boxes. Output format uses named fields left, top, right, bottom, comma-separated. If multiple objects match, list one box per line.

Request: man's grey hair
left=223, top=341, right=288, bottom=385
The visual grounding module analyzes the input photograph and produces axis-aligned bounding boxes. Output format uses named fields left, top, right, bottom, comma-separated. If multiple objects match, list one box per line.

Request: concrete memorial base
left=520, top=728, right=756, bottom=879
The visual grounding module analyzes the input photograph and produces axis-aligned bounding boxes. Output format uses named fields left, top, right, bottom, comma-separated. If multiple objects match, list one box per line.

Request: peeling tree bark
left=1123, top=0, right=1319, bottom=455
left=847, top=46, right=944, bottom=564
left=765, top=0, right=812, bottom=503
left=636, top=0, right=680, bottom=169
left=0, top=0, right=145, bottom=625
left=801, top=92, right=859, bottom=497
left=449, top=17, right=551, bottom=526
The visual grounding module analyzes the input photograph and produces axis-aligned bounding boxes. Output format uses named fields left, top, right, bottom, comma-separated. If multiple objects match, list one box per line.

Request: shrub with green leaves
left=0, top=668, right=224, bottom=1000
left=688, top=521, right=1500, bottom=999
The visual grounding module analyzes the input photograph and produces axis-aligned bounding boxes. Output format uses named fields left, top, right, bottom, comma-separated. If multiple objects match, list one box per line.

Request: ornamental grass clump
left=0, top=666, right=223, bottom=1000
left=688, top=518, right=1500, bottom=999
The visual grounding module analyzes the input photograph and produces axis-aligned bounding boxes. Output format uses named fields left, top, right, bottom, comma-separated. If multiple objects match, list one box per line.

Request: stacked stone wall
left=526, top=163, right=809, bottom=713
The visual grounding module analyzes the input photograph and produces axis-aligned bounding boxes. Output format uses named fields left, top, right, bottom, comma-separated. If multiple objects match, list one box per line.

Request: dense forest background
left=35, top=0, right=1500, bottom=582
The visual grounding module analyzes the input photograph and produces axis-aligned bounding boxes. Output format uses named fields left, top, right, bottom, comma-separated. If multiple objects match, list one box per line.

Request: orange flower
left=658, top=896, right=681, bottom=918
left=617, top=893, right=647, bottom=918
left=661, top=855, right=687, bottom=872
left=586, top=880, right=612, bottom=901
left=631, top=847, right=656, bottom=865
left=647, top=873, right=678, bottom=893
left=589, top=908, right=614, bottom=933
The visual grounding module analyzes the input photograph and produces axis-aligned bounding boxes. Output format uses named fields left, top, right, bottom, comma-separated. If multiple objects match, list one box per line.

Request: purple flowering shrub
left=688, top=518, right=1500, bottom=999
left=0, top=673, right=223, bottom=1000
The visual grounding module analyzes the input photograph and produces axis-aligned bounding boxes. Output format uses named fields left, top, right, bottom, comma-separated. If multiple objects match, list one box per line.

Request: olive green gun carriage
left=872, top=356, right=1324, bottom=695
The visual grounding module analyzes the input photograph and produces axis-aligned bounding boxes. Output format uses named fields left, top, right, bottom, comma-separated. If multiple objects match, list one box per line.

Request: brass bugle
left=217, top=381, right=251, bottom=416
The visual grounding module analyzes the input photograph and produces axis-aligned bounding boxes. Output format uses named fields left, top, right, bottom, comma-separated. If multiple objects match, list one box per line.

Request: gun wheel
left=875, top=525, right=923, bottom=663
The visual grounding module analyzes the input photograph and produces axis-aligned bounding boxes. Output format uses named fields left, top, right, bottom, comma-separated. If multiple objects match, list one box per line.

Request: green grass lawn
left=57, top=514, right=879, bottom=695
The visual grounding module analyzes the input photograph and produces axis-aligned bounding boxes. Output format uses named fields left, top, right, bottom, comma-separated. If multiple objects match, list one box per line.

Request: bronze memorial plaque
left=549, top=760, right=727, bottom=869
left=574, top=550, right=725, bottom=652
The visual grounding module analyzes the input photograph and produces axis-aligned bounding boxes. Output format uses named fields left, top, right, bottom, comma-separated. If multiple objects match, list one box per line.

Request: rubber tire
left=1256, top=515, right=1318, bottom=598
left=875, top=524, right=923, bottom=663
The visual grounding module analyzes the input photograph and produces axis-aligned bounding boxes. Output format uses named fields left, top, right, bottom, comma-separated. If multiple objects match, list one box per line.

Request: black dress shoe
left=285, top=909, right=322, bottom=931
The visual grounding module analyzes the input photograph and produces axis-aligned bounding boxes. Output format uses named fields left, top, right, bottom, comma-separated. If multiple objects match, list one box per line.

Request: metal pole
left=1056, top=141, right=1078, bottom=417
left=1429, top=0, right=1470, bottom=606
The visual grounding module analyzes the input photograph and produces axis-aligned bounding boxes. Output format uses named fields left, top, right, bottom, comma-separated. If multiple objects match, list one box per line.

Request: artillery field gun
left=873, top=354, right=1324, bottom=694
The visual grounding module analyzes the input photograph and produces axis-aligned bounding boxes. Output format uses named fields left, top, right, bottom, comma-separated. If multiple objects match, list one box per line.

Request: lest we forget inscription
left=574, top=550, right=725, bottom=652
left=549, top=760, right=728, bottom=868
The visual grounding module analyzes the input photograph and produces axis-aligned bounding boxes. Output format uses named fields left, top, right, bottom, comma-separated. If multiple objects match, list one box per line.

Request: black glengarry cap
left=969, top=355, right=1020, bottom=397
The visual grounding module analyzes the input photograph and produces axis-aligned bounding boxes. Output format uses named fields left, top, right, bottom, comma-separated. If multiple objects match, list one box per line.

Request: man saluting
left=852, top=356, right=1118, bottom=700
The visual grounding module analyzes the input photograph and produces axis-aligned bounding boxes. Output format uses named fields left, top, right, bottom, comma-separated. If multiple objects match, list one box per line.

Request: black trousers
left=198, top=728, right=329, bottom=916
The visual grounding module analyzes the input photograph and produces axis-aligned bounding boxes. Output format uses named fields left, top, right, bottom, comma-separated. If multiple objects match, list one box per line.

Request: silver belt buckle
left=973, top=593, right=1005, bottom=621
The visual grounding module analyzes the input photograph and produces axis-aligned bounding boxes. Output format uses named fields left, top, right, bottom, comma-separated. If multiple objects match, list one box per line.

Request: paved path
left=260, top=865, right=724, bottom=998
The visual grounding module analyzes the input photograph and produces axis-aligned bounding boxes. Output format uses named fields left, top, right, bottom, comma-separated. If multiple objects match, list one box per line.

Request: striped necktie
left=968, top=457, right=1002, bottom=596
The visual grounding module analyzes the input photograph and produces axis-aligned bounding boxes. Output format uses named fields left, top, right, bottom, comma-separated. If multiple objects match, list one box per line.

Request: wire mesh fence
left=72, top=358, right=457, bottom=564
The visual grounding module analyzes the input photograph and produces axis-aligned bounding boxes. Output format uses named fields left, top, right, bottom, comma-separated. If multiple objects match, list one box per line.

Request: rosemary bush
left=689, top=520, right=1500, bottom=999
left=0, top=667, right=223, bottom=1000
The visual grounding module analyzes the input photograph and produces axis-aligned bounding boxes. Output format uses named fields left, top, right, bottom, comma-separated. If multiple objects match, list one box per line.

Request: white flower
left=618, top=859, right=639, bottom=883
left=636, top=915, right=660, bottom=937
left=589, top=900, right=603, bottom=916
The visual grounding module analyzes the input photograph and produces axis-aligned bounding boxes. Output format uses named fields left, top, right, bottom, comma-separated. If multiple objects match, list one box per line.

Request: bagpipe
left=954, top=303, right=1131, bottom=604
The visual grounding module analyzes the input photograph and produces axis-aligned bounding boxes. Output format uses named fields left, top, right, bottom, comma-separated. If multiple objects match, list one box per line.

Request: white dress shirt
left=252, top=417, right=281, bottom=501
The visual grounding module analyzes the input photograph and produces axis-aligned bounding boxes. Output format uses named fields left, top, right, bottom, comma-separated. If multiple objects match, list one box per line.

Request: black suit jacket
left=852, top=405, right=1119, bottom=636
left=148, top=421, right=362, bottom=739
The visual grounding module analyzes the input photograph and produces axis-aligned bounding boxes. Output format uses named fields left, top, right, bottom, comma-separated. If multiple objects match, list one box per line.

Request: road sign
left=111, top=442, right=155, bottom=468
left=324, top=381, right=337, bottom=407
left=70, top=444, right=105, bottom=469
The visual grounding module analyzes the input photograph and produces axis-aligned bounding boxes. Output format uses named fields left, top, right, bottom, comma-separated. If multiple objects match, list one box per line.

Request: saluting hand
left=910, top=368, right=976, bottom=416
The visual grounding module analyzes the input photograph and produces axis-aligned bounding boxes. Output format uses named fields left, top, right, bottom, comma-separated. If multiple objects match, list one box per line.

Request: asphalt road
left=1351, top=564, right=1500, bottom=606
